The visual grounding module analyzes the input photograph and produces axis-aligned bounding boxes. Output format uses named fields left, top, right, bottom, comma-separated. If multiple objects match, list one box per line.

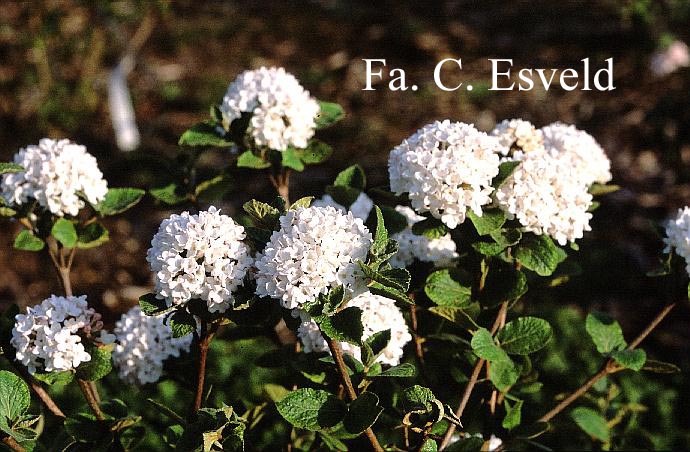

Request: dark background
left=0, top=1, right=688, bottom=449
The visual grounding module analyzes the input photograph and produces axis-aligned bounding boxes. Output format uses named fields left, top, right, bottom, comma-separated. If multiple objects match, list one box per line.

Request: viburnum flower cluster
left=220, top=66, right=321, bottom=151
left=297, top=291, right=412, bottom=366
left=11, top=295, right=112, bottom=374
left=255, top=206, right=372, bottom=309
left=312, top=192, right=374, bottom=222
left=146, top=206, right=253, bottom=313
left=491, top=118, right=544, bottom=159
left=389, top=206, right=458, bottom=268
left=389, top=120, right=502, bottom=229
left=663, top=206, right=690, bottom=275
left=112, top=306, right=192, bottom=385
left=1, top=138, right=108, bottom=217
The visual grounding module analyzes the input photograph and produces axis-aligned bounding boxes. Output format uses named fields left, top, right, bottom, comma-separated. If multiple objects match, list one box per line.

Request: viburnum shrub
left=0, top=66, right=684, bottom=451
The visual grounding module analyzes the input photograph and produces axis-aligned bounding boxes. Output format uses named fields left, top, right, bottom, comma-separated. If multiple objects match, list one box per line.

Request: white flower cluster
left=11, top=295, right=110, bottom=374
left=491, top=118, right=544, bottom=159
left=663, top=207, right=690, bottom=275
left=112, top=306, right=192, bottom=385
left=146, top=206, right=253, bottom=313
left=297, top=291, right=412, bottom=366
left=220, top=66, right=321, bottom=151
left=389, top=120, right=501, bottom=229
left=389, top=206, right=458, bottom=268
left=1, top=138, right=108, bottom=217
left=312, top=192, right=373, bottom=221
left=255, top=206, right=372, bottom=309
left=494, top=149, right=593, bottom=245
left=541, top=122, right=612, bottom=186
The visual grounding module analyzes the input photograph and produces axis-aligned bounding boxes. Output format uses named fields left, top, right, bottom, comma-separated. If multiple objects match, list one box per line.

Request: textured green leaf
left=194, top=175, right=232, bottom=202
left=402, top=385, right=435, bottom=412
left=315, top=101, right=345, bottom=129
left=489, top=357, right=519, bottom=391
left=585, top=312, right=626, bottom=355
left=380, top=206, right=408, bottom=235
left=276, top=388, right=346, bottom=431
left=467, top=208, right=506, bottom=235
left=369, top=205, right=389, bottom=257
left=150, top=183, right=188, bottom=205
left=51, top=218, right=78, bottom=248
left=168, top=310, right=197, bottom=338
left=32, top=370, right=74, bottom=386
left=325, top=184, right=361, bottom=207
left=299, top=140, right=333, bottom=164
left=0, top=162, right=24, bottom=174
left=361, top=330, right=390, bottom=365
left=471, top=328, right=509, bottom=362
left=420, top=438, right=438, bottom=452
left=343, top=392, right=383, bottom=434
left=334, top=164, right=366, bottom=190
left=288, top=196, right=314, bottom=211
left=178, top=121, right=233, bottom=147
left=477, top=264, right=527, bottom=307
left=514, top=233, right=567, bottom=276
left=424, top=269, right=472, bottom=307
left=13, top=230, right=45, bottom=251
left=281, top=147, right=305, bottom=171
left=571, top=407, right=610, bottom=442
left=318, top=307, right=363, bottom=345
left=243, top=199, right=281, bottom=230
left=641, top=359, right=680, bottom=374
left=428, top=304, right=480, bottom=330
left=375, top=362, right=416, bottom=378
left=0, top=370, right=30, bottom=421
left=611, top=349, right=646, bottom=371
left=411, top=217, right=449, bottom=239
left=589, top=183, right=620, bottom=196
left=492, top=160, right=521, bottom=188
left=503, top=399, right=523, bottom=430
left=76, top=222, right=109, bottom=249
left=497, top=317, right=553, bottom=355
left=236, top=150, right=271, bottom=169
left=75, top=344, right=112, bottom=381
left=369, top=282, right=413, bottom=304
left=139, top=293, right=170, bottom=316
left=96, top=188, right=145, bottom=216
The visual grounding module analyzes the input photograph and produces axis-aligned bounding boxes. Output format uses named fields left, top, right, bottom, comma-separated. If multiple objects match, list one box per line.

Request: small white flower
left=491, top=118, right=544, bottom=160
left=1, top=139, right=108, bottom=217
left=11, top=295, right=107, bottom=374
left=494, top=150, right=593, bottom=245
left=389, top=120, right=501, bottom=229
left=389, top=206, right=458, bottom=268
left=146, top=206, right=253, bottom=313
left=540, top=122, right=612, bottom=185
left=220, top=67, right=321, bottom=151
left=487, top=434, right=503, bottom=451
left=312, top=192, right=374, bottom=221
left=663, top=207, right=690, bottom=276
left=112, top=306, right=192, bottom=385
left=297, top=291, right=412, bottom=366
left=254, top=206, right=372, bottom=309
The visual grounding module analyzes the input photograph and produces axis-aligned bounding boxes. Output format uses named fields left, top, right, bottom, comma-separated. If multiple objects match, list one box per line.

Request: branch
left=325, top=337, right=384, bottom=452
left=2, top=436, right=25, bottom=452
left=11, top=363, right=65, bottom=418
left=439, top=302, right=508, bottom=450
left=78, top=379, right=105, bottom=421
left=192, top=322, right=217, bottom=413
left=537, top=303, right=676, bottom=424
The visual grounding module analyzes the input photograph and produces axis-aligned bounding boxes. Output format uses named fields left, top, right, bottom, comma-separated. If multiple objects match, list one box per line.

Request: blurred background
left=1, top=1, right=689, bottom=449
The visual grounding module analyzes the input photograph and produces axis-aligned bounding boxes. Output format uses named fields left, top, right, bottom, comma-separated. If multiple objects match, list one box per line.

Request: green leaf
left=334, top=164, right=366, bottom=190
left=375, top=362, right=417, bottom=378
left=381, top=206, right=408, bottom=235
left=503, top=399, right=523, bottom=430
left=150, top=183, right=188, bottom=205
left=65, top=412, right=106, bottom=443
left=467, top=208, right=506, bottom=235
left=571, top=407, right=610, bottom=442
left=243, top=199, right=281, bottom=230
left=362, top=330, right=390, bottom=365
left=96, top=188, right=145, bottom=216
left=237, top=150, right=271, bottom=169
left=514, top=421, right=550, bottom=439
left=194, top=175, right=232, bottom=202
left=281, top=147, right=305, bottom=171
left=411, top=217, right=449, bottom=239
left=0, top=370, right=30, bottom=421
left=369, top=282, right=413, bottom=304
left=428, top=305, right=480, bottom=330
left=178, top=121, right=233, bottom=147
left=13, top=230, right=45, bottom=251
left=370, top=205, right=388, bottom=256
left=0, top=162, right=24, bottom=174
left=75, top=344, right=112, bottom=381
left=497, top=317, right=553, bottom=355
left=343, top=392, right=383, bottom=435
left=276, top=388, right=346, bottom=431
left=514, top=233, right=567, bottom=276
left=32, top=370, right=74, bottom=386
left=315, top=101, right=345, bottom=129
left=471, top=328, right=508, bottom=362
left=641, top=359, right=681, bottom=374
left=611, top=349, right=646, bottom=371
left=76, top=222, right=109, bottom=249
left=263, top=384, right=290, bottom=403
left=320, top=285, right=346, bottom=316
left=320, top=432, right=349, bottom=451
left=585, top=312, right=626, bottom=355
left=492, top=161, right=521, bottom=188
left=589, top=183, right=620, bottom=196
left=420, top=438, right=438, bottom=452
left=325, top=185, right=361, bottom=207
left=402, top=385, right=435, bottom=412
left=51, top=218, right=78, bottom=248
left=0, top=207, right=17, bottom=217
left=139, top=293, right=170, bottom=316
left=477, top=264, right=527, bottom=307
left=424, top=269, right=472, bottom=307
left=168, top=310, right=197, bottom=338
left=489, top=357, right=520, bottom=391
left=300, top=140, right=333, bottom=164
left=289, top=196, right=314, bottom=211
left=318, top=307, right=363, bottom=345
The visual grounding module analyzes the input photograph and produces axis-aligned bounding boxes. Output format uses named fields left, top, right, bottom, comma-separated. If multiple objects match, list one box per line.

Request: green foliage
left=236, top=150, right=271, bottom=169
left=334, top=164, right=366, bottom=191
left=0, top=162, right=24, bottom=174
left=514, top=233, right=567, bottom=276
left=492, top=160, right=521, bottom=188
left=76, top=222, right=109, bottom=248
left=95, top=188, right=145, bottom=216
left=317, top=307, right=364, bottom=345
left=0, top=370, right=39, bottom=447
left=375, top=363, right=416, bottom=378
left=466, top=208, right=506, bottom=235
left=471, top=328, right=508, bottom=362
left=585, top=312, right=627, bottom=354
left=402, top=385, right=435, bottom=412
left=243, top=199, right=281, bottom=230
left=13, top=230, right=45, bottom=251
left=75, top=344, right=113, bottom=381
left=51, top=218, right=77, bottom=248
left=571, top=407, right=610, bottom=442
left=502, top=399, right=523, bottom=430
left=497, top=317, right=553, bottom=355
left=611, top=349, right=647, bottom=371
left=168, top=310, right=197, bottom=338
left=150, top=183, right=189, bottom=205
left=343, top=392, right=383, bottom=434
left=315, top=101, right=345, bottom=129
left=276, top=388, right=346, bottom=431
left=411, top=216, right=449, bottom=239
left=179, top=121, right=234, bottom=147
left=425, top=269, right=472, bottom=307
